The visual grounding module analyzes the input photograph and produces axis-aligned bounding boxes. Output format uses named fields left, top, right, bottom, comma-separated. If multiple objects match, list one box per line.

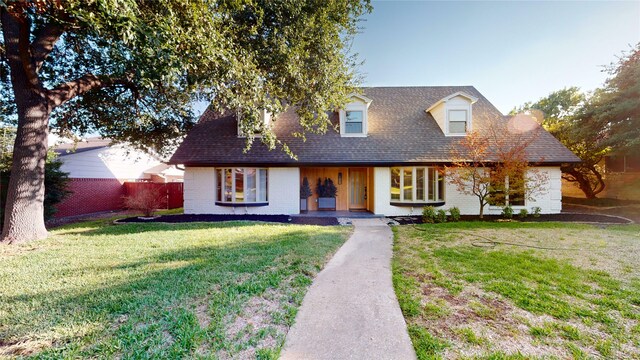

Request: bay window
left=390, top=167, right=445, bottom=204
left=216, top=168, right=268, bottom=205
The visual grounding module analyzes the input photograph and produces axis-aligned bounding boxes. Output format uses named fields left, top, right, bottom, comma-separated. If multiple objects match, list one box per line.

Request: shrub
left=518, top=208, right=529, bottom=219
left=448, top=207, right=461, bottom=222
left=436, top=209, right=447, bottom=223
left=315, top=177, right=338, bottom=198
left=502, top=205, right=513, bottom=219
left=532, top=206, right=542, bottom=218
left=300, top=177, right=312, bottom=199
left=422, top=206, right=437, bottom=223
left=123, top=187, right=165, bottom=217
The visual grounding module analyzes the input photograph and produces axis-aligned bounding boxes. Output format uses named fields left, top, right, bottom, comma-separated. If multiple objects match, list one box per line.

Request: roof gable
left=426, top=91, right=479, bottom=113
left=347, top=93, right=373, bottom=108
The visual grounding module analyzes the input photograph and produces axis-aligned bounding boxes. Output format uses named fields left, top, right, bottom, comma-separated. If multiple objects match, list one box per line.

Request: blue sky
left=351, top=1, right=640, bottom=113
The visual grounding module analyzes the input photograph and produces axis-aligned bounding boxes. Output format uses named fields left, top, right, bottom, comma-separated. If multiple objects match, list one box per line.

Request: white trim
left=339, top=102, right=369, bottom=137
left=426, top=91, right=478, bottom=113
left=445, top=108, right=470, bottom=136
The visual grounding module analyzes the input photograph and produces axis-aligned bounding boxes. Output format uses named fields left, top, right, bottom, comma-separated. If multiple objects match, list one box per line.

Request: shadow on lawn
left=1, top=224, right=340, bottom=358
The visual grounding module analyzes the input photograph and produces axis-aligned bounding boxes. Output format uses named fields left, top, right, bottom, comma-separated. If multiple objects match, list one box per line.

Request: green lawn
left=392, top=222, right=640, bottom=359
left=0, top=218, right=350, bottom=359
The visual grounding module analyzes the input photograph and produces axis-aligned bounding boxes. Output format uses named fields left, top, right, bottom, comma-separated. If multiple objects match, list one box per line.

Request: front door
left=349, top=168, right=367, bottom=210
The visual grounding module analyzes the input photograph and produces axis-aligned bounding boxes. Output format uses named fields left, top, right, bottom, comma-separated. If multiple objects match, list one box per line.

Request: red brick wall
left=55, top=178, right=125, bottom=218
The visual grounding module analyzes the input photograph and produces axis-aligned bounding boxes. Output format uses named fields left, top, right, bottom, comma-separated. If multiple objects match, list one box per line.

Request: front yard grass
left=393, top=222, right=640, bottom=359
left=0, top=219, right=350, bottom=359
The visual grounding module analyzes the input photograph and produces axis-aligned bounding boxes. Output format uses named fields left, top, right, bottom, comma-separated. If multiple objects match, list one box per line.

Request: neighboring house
left=53, top=138, right=183, bottom=217
left=168, top=86, right=579, bottom=216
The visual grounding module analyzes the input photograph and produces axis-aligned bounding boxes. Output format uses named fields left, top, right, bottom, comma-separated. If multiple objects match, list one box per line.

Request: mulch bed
left=116, top=214, right=340, bottom=226
left=390, top=212, right=633, bottom=225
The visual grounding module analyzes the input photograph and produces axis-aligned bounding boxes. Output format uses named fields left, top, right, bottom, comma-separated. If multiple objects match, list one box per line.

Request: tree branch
left=1, top=7, right=40, bottom=88
left=31, top=20, right=66, bottom=72
left=47, top=73, right=139, bottom=108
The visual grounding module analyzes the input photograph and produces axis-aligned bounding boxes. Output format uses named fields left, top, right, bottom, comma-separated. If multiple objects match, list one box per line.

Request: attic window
left=448, top=110, right=468, bottom=134
left=237, top=109, right=271, bottom=138
left=339, top=94, right=372, bottom=137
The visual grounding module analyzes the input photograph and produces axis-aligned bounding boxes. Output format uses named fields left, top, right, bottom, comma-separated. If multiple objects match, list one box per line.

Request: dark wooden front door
left=349, top=168, right=367, bottom=210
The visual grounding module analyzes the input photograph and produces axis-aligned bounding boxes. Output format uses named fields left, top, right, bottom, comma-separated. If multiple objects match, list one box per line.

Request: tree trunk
left=562, top=166, right=605, bottom=199
left=478, top=199, right=485, bottom=219
left=1, top=8, right=52, bottom=244
left=1, top=94, right=50, bottom=244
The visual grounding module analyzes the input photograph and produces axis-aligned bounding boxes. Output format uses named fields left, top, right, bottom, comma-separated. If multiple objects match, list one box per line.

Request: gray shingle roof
left=168, top=86, right=580, bottom=166
left=53, top=137, right=112, bottom=157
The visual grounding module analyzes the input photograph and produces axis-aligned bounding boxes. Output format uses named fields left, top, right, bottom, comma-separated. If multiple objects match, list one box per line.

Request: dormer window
left=448, top=109, right=468, bottom=134
left=426, top=91, right=478, bottom=136
left=237, top=109, right=271, bottom=138
left=339, top=93, right=372, bottom=137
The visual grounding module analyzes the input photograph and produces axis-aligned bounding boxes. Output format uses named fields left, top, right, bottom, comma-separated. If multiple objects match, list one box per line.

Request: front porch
left=300, top=167, right=375, bottom=213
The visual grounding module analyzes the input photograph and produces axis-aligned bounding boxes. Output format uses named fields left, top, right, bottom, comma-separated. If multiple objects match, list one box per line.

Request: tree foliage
left=512, top=87, right=609, bottom=198
left=512, top=44, right=640, bottom=199
left=585, top=44, right=640, bottom=155
left=447, top=117, right=548, bottom=218
left=1, top=0, right=371, bottom=154
left=0, top=0, right=371, bottom=243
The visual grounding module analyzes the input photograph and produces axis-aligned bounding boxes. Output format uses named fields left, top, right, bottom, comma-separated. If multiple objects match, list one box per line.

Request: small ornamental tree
left=122, top=187, right=165, bottom=218
left=447, top=116, right=548, bottom=218
left=300, top=177, right=312, bottom=199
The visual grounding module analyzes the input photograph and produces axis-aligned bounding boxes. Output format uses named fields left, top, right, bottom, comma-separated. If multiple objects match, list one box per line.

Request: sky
left=350, top=1, right=640, bottom=113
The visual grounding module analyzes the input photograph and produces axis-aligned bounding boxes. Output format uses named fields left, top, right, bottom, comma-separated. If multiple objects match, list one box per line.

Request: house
left=168, top=86, right=579, bottom=216
left=53, top=137, right=183, bottom=217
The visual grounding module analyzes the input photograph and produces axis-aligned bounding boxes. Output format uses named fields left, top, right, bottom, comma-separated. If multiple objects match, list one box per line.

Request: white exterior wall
left=373, top=166, right=562, bottom=216
left=183, top=167, right=300, bottom=215
left=59, top=146, right=161, bottom=180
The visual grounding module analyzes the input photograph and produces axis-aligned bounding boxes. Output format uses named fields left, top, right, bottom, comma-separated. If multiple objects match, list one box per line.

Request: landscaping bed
left=116, top=214, right=340, bottom=226
left=389, top=212, right=632, bottom=225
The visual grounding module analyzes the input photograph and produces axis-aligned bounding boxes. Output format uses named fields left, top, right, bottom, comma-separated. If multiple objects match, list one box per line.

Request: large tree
left=584, top=44, right=640, bottom=155
left=512, top=87, right=610, bottom=199
left=512, top=44, right=640, bottom=199
left=0, top=0, right=371, bottom=243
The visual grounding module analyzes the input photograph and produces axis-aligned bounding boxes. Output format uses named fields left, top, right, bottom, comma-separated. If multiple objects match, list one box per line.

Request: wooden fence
left=123, top=182, right=184, bottom=209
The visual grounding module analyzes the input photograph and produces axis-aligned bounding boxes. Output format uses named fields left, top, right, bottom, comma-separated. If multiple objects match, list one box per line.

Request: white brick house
left=169, top=87, right=579, bottom=216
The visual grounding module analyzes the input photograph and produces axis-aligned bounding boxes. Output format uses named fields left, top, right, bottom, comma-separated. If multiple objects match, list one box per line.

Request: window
left=489, top=171, right=525, bottom=207
left=339, top=95, right=371, bottom=137
left=216, top=168, right=268, bottom=204
left=390, top=167, right=444, bottom=203
left=448, top=110, right=468, bottom=134
left=345, top=111, right=363, bottom=134
left=237, top=110, right=271, bottom=137
left=391, top=168, right=401, bottom=200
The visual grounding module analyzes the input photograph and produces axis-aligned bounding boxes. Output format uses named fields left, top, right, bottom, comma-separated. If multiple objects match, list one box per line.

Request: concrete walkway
left=281, top=219, right=416, bottom=360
